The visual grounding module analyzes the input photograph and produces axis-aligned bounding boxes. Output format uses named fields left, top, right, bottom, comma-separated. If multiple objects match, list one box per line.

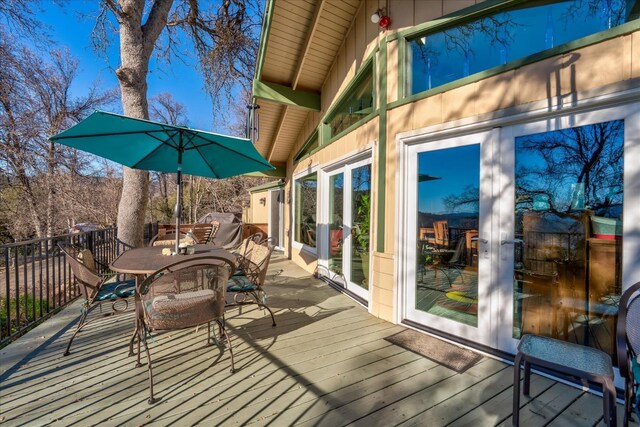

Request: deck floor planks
left=396, top=362, right=514, bottom=426
left=1, top=253, right=634, bottom=427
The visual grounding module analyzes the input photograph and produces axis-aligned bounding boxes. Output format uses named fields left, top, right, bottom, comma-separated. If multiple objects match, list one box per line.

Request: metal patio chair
left=617, top=281, right=640, bottom=426
left=58, top=243, right=136, bottom=356
left=227, top=239, right=276, bottom=327
left=138, top=256, right=236, bottom=404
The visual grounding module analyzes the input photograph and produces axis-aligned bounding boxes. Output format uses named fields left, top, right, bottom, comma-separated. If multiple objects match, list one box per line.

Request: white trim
left=320, top=153, right=373, bottom=302
left=292, top=165, right=320, bottom=256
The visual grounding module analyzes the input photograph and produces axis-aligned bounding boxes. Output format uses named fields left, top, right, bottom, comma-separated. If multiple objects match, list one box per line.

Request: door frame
left=395, top=95, right=640, bottom=357
left=267, top=187, right=284, bottom=250
left=319, top=152, right=373, bottom=302
left=496, top=102, right=640, bottom=354
left=397, top=130, right=499, bottom=348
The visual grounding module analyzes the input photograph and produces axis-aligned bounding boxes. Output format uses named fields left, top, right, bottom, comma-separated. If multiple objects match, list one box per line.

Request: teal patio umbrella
left=51, top=110, right=274, bottom=253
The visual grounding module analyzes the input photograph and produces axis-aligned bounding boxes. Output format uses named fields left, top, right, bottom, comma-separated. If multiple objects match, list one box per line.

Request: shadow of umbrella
left=50, top=110, right=274, bottom=250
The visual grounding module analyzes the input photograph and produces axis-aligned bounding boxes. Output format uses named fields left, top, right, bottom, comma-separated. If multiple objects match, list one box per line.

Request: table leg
left=129, top=274, right=143, bottom=358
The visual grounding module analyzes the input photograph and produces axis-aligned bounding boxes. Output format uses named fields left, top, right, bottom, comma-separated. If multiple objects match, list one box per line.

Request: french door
left=324, top=157, right=372, bottom=301
left=402, top=131, right=497, bottom=347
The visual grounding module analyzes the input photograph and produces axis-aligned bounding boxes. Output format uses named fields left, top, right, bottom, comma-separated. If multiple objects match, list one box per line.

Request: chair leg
left=254, top=290, right=276, bottom=327
left=523, top=360, right=531, bottom=396
left=602, top=378, right=617, bottom=427
left=63, top=306, right=91, bottom=356
left=513, top=352, right=523, bottom=427
left=217, top=319, right=235, bottom=373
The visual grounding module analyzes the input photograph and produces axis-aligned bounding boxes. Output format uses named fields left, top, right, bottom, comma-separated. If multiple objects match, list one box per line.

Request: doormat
left=385, top=329, right=483, bottom=373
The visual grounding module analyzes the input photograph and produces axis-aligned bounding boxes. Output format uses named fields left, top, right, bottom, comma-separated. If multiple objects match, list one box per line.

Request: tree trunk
left=114, top=0, right=172, bottom=247
left=45, top=141, right=56, bottom=237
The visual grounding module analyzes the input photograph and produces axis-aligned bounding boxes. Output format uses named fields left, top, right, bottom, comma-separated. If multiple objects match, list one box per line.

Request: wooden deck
left=0, top=253, right=633, bottom=426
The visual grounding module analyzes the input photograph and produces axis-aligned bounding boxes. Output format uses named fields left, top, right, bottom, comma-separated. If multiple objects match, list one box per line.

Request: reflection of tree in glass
left=443, top=13, right=516, bottom=60
left=516, top=120, right=623, bottom=214
left=563, top=0, right=635, bottom=29
left=444, top=185, right=479, bottom=213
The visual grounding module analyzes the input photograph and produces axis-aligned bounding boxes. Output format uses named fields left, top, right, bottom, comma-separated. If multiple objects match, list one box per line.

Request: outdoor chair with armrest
left=138, top=256, right=236, bottom=404
left=617, top=281, right=640, bottom=426
left=58, top=243, right=136, bottom=356
left=227, top=240, right=276, bottom=327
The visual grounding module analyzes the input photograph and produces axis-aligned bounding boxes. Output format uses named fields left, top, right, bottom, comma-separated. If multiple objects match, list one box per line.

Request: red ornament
left=378, top=15, right=391, bottom=30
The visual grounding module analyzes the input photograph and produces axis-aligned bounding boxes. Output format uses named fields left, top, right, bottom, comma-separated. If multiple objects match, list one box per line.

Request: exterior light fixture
left=259, top=197, right=266, bottom=206
left=370, top=8, right=391, bottom=30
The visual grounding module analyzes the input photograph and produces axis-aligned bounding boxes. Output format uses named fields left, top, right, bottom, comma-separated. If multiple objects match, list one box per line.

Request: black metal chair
left=137, top=256, right=235, bottom=404
left=617, top=281, right=640, bottom=426
left=58, top=243, right=136, bottom=356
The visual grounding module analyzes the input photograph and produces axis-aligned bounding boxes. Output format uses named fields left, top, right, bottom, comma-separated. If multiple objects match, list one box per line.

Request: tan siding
left=415, top=0, right=443, bottom=24
left=442, top=0, right=477, bottom=15
left=389, top=0, right=414, bottom=31
left=387, top=40, right=399, bottom=104
left=633, top=31, right=640, bottom=78
left=476, top=71, right=516, bottom=115
left=565, top=35, right=632, bottom=94
left=250, top=192, right=269, bottom=224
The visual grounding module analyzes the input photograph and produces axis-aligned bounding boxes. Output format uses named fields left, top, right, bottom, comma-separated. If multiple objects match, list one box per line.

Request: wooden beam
left=267, top=107, right=290, bottom=163
left=292, top=0, right=327, bottom=90
left=253, top=80, right=320, bottom=111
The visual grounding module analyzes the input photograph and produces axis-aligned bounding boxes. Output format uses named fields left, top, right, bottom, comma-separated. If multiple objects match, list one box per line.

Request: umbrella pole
left=175, top=167, right=182, bottom=255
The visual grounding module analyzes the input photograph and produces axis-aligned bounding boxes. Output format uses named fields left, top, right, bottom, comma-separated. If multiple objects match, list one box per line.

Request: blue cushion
left=233, top=269, right=244, bottom=277
left=227, top=276, right=256, bottom=292
left=96, top=279, right=136, bottom=301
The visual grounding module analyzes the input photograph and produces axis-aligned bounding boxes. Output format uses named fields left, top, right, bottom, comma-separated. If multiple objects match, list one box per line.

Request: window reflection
left=416, top=144, right=480, bottom=327
left=408, top=0, right=637, bottom=95
left=351, top=165, right=371, bottom=289
left=294, top=173, right=318, bottom=247
left=328, top=69, right=374, bottom=137
left=329, top=173, right=344, bottom=274
left=513, top=120, right=624, bottom=359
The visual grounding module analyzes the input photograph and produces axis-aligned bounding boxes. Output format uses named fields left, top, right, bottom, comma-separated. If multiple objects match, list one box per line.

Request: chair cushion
left=227, top=276, right=256, bottom=292
left=144, top=289, right=222, bottom=330
left=96, top=279, right=136, bottom=301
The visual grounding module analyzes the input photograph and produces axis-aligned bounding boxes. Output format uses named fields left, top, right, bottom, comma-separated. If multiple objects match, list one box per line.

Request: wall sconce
left=259, top=197, right=266, bottom=206
left=370, top=8, right=391, bottom=30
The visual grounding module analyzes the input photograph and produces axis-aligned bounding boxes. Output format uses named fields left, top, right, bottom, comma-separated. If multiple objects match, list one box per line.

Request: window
left=513, top=119, right=624, bottom=358
left=294, top=131, right=319, bottom=162
left=294, top=172, right=318, bottom=248
left=326, top=66, right=374, bottom=138
left=407, top=0, right=638, bottom=95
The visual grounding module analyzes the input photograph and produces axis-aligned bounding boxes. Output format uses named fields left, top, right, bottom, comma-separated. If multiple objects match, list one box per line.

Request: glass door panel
left=328, top=173, right=344, bottom=275
left=404, top=131, right=494, bottom=346
left=416, top=145, right=480, bottom=326
left=349, top=164, right=372, bottom=290
left=512, top=119, right=624, bottom=358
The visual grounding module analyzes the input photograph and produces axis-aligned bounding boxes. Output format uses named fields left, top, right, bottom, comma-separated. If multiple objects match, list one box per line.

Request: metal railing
left=0, top=224, right=156, bottom=346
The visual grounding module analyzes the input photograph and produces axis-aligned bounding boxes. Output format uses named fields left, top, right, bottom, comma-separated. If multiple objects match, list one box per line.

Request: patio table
left=110, top=244, right=237, bottom=363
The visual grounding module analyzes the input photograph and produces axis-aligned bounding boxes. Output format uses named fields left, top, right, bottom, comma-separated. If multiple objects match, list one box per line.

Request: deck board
left=0, top=253, right=635, bottom=426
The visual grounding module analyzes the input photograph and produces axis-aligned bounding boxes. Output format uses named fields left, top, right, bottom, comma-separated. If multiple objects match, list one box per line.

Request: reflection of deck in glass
left=416, top=267, right=478, bottom=327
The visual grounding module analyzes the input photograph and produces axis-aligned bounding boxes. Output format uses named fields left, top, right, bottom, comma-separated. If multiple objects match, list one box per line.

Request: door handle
left=500, top=238, right=523, bottom=245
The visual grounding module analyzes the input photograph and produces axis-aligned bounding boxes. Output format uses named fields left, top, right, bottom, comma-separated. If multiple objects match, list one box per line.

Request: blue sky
left=36, top=1, right=219, bottom=132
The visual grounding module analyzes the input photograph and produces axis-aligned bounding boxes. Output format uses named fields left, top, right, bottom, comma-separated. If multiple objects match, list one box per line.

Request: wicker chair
left=58, top=243, right=136, bottom=356
left=138, top=256, right=235, bottom=404
left=617, top=281, right=640, bottom=426
left=227, top=240, right=276, bottom=326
